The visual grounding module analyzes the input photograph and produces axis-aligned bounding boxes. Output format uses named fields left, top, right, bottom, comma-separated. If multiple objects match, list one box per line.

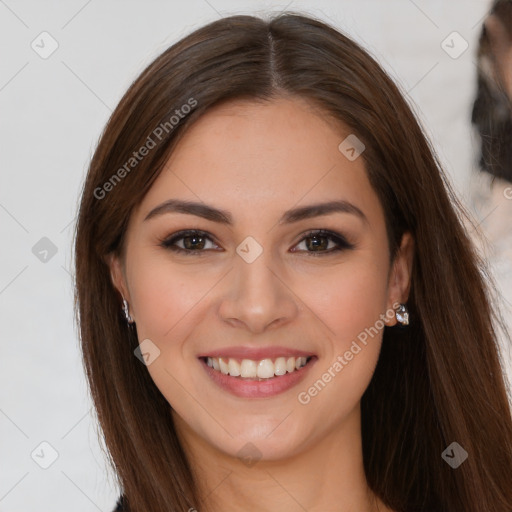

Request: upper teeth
left=206, top=356, right=309, bottom=378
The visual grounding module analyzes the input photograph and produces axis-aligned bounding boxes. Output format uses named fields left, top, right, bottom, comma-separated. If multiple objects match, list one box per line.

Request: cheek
left=129, top=247, right=391, bottom=361
left=121, top=247, right=391, bottom=457
left=296, top=255, right=390, bottom=350
left=128, top=256, right=209, bottom=340
left=293, top=256, right=390, bottom=412
left=127, top=259, right=210, bottom=407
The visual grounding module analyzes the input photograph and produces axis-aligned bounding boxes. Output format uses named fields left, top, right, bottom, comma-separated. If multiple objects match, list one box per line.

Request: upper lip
left=198, top=346, right=316, bottom=360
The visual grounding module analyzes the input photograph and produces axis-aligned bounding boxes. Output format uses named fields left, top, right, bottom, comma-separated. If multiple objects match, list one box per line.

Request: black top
left=113, top=495, right=126, bottom=511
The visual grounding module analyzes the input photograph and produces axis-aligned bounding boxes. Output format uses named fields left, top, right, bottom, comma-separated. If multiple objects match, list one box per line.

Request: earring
left=395, top=303, right=409, bottom=326
left=122, top=298, right=134, bottom=324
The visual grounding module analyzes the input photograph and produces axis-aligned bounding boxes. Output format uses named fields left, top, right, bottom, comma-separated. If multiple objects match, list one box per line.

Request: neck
left=173, top=404, right=392, bottom=512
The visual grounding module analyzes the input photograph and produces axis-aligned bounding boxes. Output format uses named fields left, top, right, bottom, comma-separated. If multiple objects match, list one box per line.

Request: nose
left=217, top=244, right=299, bottom=334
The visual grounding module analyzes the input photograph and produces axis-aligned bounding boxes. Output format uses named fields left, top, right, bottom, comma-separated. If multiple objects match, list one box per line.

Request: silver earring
left=122, top=298, right=134, bottom=324
left=396, top=303, right=409, bottom=326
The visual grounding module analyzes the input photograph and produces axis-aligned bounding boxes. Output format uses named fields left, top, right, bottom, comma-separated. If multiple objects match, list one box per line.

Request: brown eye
left=160, top=230, right=218, bottom=255
left=292, top=230, right=354, bottom=255
left=160, top=229, right=354, bottom=257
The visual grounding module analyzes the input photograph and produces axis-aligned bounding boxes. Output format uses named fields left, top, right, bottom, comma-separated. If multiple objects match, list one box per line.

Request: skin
left=108, top=96, right=414, bottom=512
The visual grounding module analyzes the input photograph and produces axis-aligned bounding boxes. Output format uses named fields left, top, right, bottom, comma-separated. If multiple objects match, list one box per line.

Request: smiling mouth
left=200, top=355, right=316, bottom=380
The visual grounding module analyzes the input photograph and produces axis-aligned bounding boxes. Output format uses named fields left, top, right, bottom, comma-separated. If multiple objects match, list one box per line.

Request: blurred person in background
left=470, top=0, right=512, bottom=383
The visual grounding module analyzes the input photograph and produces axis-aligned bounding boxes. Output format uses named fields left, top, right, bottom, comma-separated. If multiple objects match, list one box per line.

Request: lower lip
left=199, top=357, right=317, bottom=399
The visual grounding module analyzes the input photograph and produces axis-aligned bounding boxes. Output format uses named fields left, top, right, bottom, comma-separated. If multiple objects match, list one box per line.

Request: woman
left=74, top=12, right=512, bottom=512
left=470, top=0, right=512, bottom=381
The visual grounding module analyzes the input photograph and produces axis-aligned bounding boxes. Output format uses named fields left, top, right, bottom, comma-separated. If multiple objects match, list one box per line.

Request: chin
left=207, top=415, right=311, bottom=463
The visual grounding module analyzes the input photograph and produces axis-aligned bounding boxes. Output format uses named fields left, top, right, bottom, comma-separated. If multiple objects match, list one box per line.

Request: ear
left=385, top=232, right=414, bottom=326
left=105, top=252, right=130, bottom=303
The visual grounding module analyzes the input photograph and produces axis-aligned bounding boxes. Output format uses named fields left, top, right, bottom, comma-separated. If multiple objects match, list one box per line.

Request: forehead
left=135, top=96, right=383, bottom=225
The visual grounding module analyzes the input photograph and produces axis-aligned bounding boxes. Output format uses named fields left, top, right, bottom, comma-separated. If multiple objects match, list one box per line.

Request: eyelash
left=158, top=229, right=355, bottom=256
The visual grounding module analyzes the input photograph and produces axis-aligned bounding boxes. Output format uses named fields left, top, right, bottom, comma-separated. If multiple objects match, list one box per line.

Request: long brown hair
left=73, top=12, right=512, bottom=512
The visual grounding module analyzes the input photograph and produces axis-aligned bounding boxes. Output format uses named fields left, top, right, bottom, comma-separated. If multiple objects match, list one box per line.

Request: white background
left=1, top=1, right=509, bottom=511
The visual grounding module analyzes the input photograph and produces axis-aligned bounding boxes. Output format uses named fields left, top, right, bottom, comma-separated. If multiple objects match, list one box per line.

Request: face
left=108, top=96, right=413, bottom=463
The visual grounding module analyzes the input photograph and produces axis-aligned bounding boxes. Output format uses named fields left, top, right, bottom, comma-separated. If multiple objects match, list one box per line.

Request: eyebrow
left=143, top=199, right=368, bottom=225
